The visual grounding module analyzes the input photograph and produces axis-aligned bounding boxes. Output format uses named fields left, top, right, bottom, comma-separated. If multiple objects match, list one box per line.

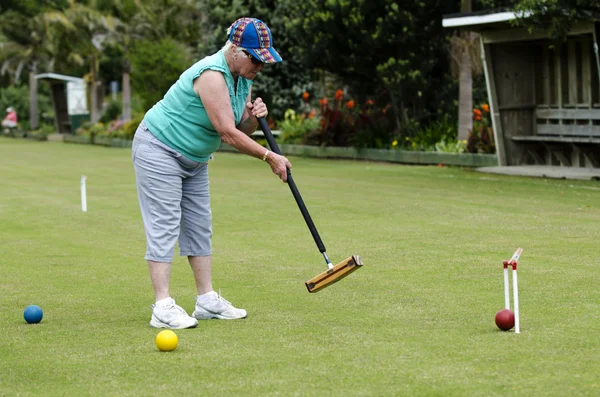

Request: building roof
left=442, top=8, right=531, bottom=29
left=35, top=73, right=84, bottom=84
left=443, top=8, right=600, bottom=30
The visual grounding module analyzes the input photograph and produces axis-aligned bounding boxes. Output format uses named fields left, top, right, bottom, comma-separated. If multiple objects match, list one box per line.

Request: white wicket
left=513, top=264, right=520, bottom=334
left=503, top=265, right=510, bottom=310
left=503, top=248, right=522, bottom=334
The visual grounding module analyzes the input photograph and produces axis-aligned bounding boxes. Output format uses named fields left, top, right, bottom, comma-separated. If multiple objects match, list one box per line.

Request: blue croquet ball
left=24, top=305, right=43, bottom=324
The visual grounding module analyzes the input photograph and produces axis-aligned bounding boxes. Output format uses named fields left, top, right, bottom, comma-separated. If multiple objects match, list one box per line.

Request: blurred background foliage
left=1, top=0, right=589, bottom=151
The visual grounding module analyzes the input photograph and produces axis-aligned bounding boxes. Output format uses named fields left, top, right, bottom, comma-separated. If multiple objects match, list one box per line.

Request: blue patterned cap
left=228, top=18, right=282, bottom=64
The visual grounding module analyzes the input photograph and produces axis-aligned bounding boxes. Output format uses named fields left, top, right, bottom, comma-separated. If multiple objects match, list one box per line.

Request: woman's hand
left=246, top=97, right=268, bottom=119
left=266, top=152, right=292, bottom=182
left=246, top=97, right=288, bottom=181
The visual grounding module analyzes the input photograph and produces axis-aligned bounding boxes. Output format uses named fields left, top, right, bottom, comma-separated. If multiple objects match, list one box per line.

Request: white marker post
left=81, top=175, right=87, bottom=212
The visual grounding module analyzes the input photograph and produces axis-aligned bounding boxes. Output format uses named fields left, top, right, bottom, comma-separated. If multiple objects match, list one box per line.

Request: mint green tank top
left=143, top=50, right=252, bottom=162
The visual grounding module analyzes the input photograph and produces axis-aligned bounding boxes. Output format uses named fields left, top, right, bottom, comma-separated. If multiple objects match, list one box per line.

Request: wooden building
left=31, top=73, right=91, bottom=134
left=443, top=10, right=600, bottom=168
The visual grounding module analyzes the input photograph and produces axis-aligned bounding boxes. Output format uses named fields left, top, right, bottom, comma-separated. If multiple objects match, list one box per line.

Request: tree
left=453, top=0, right=478, bottom=141
left=129, top=37, right=192, bottom=111
left=139, top=0, right=206, bottom=49
left=0, top=12, right=51, bottom=83
left=481, top=0, right=600, bottom=38
left=0, top=7, right=60, bottom=128
left=44, top=0, right=119, bottom=122
left=284, top=0, right=458, bottom=134
left=94, top=0, right=152, bottom=120
left=194, top=0, right=315, bottom=122
left=512, top=0, right=600, bottom=38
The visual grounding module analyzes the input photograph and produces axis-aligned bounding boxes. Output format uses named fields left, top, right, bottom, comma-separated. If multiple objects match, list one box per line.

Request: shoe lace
left=216, top=288, right=233, bottom=307
left=163, top=302, right=186, bottom=315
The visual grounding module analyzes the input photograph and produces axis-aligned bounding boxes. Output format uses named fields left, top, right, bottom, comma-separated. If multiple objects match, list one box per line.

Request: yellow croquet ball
left=155, top=330, right=178, bottom=352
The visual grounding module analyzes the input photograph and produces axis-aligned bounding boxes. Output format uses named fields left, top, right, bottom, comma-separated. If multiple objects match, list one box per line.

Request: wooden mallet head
left=305, top=255, right=363, bottom=293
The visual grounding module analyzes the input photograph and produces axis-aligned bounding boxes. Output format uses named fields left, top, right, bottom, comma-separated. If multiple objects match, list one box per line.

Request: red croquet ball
left=495, top=309, right=515, bottom=331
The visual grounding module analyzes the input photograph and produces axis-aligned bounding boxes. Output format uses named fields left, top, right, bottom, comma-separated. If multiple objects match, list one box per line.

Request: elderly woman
left=132, top=18, right=291, bottom=329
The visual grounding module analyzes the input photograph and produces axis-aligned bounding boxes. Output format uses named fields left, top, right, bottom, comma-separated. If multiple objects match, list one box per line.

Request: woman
left=132, top=17, right=291, bottom=329
left=2, top=107, right=17, bottom=133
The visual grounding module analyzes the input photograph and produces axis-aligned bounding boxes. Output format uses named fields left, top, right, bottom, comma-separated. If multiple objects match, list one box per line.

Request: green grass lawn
left=1, top=137, right=599, bottom=396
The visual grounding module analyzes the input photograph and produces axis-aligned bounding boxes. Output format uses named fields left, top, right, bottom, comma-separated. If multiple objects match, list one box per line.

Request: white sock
left=155, top=297, right=173, bottom=307
left=197, top=291, right=217, bottom=303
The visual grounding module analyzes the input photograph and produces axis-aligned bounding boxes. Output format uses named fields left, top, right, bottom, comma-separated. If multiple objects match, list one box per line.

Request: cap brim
left=249, top=47, right=282, bottom=64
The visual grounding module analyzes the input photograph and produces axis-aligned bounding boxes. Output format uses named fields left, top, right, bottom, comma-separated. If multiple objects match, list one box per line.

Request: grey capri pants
left=132, top=121, right=212, bottom=262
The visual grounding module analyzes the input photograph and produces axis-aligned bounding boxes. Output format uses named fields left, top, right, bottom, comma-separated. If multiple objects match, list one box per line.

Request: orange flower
left=302, top=92, right=309, bottom=101
left=475, top=115, right=482, bottom=121
left=308, top=109, right=317, bottom=119
left=473, top=109, right=482, bottom=116
left=366, top=99, right=374, bottom=106
left=481, top=104, right=489, bottom=113
left=345, top=100, right=355, bottom=109
left=319, top=98, right=328, bottom=106
left=335, top=89, right=344, bottom=101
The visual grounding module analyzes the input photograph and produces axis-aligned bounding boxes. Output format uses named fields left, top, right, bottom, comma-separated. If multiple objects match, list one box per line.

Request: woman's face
left=237, top=50, right=265, bottom=79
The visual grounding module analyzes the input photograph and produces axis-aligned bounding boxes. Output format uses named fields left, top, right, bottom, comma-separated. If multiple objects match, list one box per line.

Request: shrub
left=110, top=113, right=144, bottom=140
left=279, top=109, right=320, bottom=144
left=297, top=89, right=394, bottom=148
left=76, top=122, right=108, bottom=143
left=403, top=115, right=457, bottom=151
left=130, top=38, right=192, bottom=112
left=0, top=84, right=52, bottom=128
left=76, top=113, right=144, bottom=141
left=100, top=99, right=122, bottom=124
left=467, top=104, right=495, bottom=154
left=30, top=123, right=56, bottom=140
left=0, top=85, right=30, bottom=122
left=434, top=139, right=467, bottom=154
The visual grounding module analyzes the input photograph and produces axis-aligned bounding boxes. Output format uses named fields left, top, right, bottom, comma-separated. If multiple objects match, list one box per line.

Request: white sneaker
left=150, top=298, right=198, bottom=329
left=193, top=291, right=247, bottom=320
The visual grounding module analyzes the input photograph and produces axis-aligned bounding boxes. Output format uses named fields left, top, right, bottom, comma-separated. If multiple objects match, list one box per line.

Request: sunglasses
left=242, top=50, right=263, bottom=65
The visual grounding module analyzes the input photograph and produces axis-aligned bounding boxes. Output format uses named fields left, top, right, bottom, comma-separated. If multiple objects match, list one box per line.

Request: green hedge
left=62, top=136, right=497, bottom=167
left=219, top=143, right=498, bottom=167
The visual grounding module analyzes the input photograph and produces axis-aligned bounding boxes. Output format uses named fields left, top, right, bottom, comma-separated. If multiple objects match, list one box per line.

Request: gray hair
left=221, top=40, right=246, bottom=54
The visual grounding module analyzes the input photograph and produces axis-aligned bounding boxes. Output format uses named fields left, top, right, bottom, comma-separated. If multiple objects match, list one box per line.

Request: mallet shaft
left=258, top=118, right=329, bottom=265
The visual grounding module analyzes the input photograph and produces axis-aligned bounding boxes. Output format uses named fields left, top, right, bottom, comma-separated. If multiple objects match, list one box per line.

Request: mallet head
left=305, top=255, right=363, bottom=293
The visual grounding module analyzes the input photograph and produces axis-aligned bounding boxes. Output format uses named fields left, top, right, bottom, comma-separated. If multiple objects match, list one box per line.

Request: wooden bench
left=511, top=109, right=600, bottom=167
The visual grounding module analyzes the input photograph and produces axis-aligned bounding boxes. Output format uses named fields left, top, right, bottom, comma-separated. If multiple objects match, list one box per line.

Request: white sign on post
left=67, top=81, right=89, bottom=115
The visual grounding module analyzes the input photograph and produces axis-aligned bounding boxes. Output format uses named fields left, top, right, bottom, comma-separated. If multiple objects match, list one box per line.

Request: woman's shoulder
left=195, top=51, right=227, bottom=71
left=184, top=51, right=229, bottom=81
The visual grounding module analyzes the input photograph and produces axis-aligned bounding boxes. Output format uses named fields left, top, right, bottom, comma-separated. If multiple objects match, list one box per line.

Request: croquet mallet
left=257, top=118, right=363, bottom=293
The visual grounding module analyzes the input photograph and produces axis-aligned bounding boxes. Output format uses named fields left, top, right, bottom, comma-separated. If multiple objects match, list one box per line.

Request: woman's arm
left=194, top=71, right=291, bottom=181
left=237, top=88, right=258, bottom=136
